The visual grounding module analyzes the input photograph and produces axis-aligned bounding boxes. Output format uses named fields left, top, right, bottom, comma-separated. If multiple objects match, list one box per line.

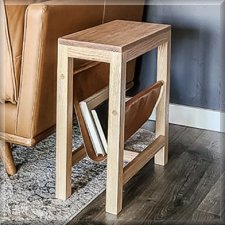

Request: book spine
left=91, top=109, right=108, bottom=153
left=79, top=101, right=106, bottom=156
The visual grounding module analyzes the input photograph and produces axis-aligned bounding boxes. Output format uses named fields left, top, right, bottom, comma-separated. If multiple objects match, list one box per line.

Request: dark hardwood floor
left=68, top=122, right=225, bottom=225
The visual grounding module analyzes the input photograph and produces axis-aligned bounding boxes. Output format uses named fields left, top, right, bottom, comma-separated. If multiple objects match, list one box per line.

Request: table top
left=59, top=20, right=171, bottom=52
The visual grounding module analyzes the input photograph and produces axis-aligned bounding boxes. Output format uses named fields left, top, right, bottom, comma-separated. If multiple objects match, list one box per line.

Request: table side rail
left=123, top=135, right=166, bottom=185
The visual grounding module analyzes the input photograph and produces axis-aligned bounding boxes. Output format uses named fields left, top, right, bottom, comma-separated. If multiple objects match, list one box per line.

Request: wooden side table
left=56, top=20, right=171, bottom=215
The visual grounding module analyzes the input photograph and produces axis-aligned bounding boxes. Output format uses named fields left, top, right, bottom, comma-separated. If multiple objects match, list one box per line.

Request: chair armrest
left=16, top=1, right=104, bottom=138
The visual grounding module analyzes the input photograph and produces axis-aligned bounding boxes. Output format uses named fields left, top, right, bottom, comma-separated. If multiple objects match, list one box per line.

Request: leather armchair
left=0, top=0, right=144, bottom=175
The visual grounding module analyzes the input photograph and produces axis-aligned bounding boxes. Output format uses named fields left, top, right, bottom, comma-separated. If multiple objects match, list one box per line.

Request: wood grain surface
left=56, top=45, right=74, bottom=200
left=68, top=123, right=225, bottom=225
left=59, top=20, right=170, bottom=53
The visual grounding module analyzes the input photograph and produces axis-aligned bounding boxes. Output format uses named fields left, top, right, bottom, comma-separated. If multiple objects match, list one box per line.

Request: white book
left=91, top=109, right=108, bottom=153
left=79, top=101, right=106, bottom=156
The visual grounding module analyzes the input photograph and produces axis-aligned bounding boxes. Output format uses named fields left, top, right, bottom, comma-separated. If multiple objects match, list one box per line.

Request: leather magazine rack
left=74, top=80, right=164, bottom=162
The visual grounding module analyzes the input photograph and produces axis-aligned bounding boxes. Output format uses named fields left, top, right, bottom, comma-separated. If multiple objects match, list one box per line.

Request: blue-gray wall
left=134, top=0, right=224, bottom=111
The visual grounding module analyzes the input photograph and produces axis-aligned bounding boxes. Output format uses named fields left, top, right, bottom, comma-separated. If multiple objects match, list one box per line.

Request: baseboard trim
left=150, top=104, right=225, bottom=133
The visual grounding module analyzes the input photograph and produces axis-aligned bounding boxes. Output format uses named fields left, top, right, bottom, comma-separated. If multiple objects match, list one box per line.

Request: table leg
left=155, top=34, right=171, bottom=166
left=106, top=52, right=126, bottom=215
left=56, top=45, right=73, bottom=200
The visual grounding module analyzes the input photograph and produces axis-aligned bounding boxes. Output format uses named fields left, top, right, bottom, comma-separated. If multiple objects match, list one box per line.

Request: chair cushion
left=0, top=0, right=46, bottom=104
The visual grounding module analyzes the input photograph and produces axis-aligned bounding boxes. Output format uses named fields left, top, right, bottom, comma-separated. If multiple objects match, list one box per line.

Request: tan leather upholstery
left=17, top=1, right=106, bottom=138
left=1, top=0, right=46, bottom=103
left=0, top=103, right=17, bottom=135
left=0, top=1, right=18, bottom=103
left=0, top=0, right=144, bottom=145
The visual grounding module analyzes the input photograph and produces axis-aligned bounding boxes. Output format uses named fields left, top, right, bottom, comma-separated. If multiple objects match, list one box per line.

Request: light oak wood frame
left=56, top=29, right=171, bottom=214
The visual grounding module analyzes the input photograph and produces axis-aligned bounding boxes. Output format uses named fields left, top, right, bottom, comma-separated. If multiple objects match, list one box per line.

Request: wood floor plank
left=192, top=210, right=220, bottom=224
left=115, top=153, right=218, bottom=223
left=168, top=124, right=188, bottom=143
left=169, top=126, right=203, bottom=156
left=187, top=130, right=224, bottom=160
left=197, top=172, right=225, bottom=216
left=69, top=161, right=166, bottom=224
left=68, top=124, right=224, bottom=225
left=142, top=121, right=187, bottom=143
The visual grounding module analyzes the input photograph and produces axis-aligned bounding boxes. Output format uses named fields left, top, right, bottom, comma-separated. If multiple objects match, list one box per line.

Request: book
left=91, top=109, right=108, bottom=153
left=79, top=84, right=133, bottom=157
left=91, top=98, right=131, bottom=154
left=79, top=101, right=106, bottom=156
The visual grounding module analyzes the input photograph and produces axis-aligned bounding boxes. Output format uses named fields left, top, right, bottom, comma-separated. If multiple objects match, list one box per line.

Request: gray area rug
left=0, top=121, right=154, bottom=224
